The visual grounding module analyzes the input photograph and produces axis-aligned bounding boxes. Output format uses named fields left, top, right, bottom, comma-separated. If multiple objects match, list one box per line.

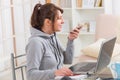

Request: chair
left=11, top=53, right=26, bottom=80
left=95, top=14, right=119, bottom=40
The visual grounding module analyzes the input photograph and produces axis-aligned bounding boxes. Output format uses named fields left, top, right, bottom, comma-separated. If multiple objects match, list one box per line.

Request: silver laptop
left=69, top=36, right=116, bottom=76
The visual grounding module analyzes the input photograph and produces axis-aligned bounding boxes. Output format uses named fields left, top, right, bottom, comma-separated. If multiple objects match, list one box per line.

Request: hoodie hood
left=30, top=27, right=54, bottom=39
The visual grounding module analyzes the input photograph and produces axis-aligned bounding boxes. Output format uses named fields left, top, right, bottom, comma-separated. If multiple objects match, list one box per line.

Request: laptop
left=69, top=36, right=116, bottom=76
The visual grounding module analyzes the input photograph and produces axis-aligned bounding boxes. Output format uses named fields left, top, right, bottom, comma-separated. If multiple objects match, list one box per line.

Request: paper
left=55, top=75, right=87, bottom=80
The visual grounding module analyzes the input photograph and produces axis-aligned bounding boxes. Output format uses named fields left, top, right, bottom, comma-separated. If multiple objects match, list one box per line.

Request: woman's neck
left=41, top=27, right=54, bottom=35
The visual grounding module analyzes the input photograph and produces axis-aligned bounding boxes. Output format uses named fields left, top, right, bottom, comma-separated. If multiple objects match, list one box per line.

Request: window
left=0, top=0, right=41, bottom=71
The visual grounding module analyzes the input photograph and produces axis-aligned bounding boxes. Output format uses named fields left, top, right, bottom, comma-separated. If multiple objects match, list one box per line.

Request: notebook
left=69, top=36, right=116, bottom=75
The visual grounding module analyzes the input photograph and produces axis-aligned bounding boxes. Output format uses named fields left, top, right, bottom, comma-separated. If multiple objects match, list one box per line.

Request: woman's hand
left=55, top=67, right=73, bottom=76
left=68, top=26, right=81, bottom=40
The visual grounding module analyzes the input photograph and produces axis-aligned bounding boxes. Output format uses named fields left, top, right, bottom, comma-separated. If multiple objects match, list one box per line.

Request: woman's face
left=53, top=10, right=64, bottom=32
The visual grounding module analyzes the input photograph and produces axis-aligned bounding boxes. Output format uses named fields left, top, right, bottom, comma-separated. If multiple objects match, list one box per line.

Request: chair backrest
left=95, top=14, right=120, bottom=40
left=11, top=53, right=26, bottom=80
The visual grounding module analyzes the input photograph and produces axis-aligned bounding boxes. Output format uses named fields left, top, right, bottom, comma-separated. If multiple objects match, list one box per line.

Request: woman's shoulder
left=27, top=36, right=45, bottom=45
left=26, top=37, right=45, bottom=49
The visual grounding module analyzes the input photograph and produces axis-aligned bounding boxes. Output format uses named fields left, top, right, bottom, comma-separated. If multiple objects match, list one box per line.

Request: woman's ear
left=44, top=19, right=52, bottom=26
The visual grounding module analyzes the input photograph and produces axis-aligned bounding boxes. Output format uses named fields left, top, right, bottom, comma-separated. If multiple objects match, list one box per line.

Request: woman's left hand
left=68, top=27, right=81, bottom=40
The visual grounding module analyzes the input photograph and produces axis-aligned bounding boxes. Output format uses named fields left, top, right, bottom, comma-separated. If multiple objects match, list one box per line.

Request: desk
left=55, top=67, right=113, bottom=80
left=58, top=55, right=113, bottom=80
left=55, top=75, right=87, bottom=80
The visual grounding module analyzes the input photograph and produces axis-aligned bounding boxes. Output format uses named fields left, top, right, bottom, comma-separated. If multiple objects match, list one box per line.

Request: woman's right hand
left=55, top=67, right=73, bottom=76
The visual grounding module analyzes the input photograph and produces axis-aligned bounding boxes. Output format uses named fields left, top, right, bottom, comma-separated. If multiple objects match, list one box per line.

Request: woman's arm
left=63, top=39, right=74, bottom=64
left=64, top=27, right=80, bottom=64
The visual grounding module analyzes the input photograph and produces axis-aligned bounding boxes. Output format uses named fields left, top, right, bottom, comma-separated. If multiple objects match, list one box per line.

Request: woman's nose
left=61, top=18, right=64, bottom=24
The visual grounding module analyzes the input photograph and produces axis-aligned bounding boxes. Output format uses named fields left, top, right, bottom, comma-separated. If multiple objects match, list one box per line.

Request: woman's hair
left=31, top=3, right=63, bottom=30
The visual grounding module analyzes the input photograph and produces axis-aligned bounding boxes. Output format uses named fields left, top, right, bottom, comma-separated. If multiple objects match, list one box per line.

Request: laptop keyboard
left=77, top=63, right=96, bottom=72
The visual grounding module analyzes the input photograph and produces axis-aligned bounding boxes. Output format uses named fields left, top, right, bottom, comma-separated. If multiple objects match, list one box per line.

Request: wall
left=104, top=0, right=120, bottom=15
left=104, top=0, right=113, bottom=14
left=112, top=0, right=120, bottom=15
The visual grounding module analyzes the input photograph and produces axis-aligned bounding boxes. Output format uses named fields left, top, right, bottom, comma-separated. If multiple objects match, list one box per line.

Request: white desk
left=55, top=75, right=87, bottom=80
left=57, top=55, right=113, bottom=80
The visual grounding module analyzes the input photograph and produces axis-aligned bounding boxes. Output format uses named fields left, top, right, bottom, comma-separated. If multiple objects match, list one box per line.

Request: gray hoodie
left=26, top=27, right=74, bottom=80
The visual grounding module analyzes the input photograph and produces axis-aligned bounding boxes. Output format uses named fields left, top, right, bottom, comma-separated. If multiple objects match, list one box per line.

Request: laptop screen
left=95, top=37, right=116, bottom=74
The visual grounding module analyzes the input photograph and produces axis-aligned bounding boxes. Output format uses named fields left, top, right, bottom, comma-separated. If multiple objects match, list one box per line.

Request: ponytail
left=31, top=3, right=42, bottom=29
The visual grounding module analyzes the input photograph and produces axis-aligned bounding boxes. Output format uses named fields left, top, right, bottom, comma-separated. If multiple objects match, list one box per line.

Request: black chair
left=11, top=53, right=26, bottom=80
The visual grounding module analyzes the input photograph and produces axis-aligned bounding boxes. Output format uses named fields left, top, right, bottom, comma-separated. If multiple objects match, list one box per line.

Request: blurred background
left=0, top=0, right=120, bottom=80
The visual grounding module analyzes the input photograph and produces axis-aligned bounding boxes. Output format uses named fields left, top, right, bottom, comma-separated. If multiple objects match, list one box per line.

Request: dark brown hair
left=31, top=3, right=63, bottom=30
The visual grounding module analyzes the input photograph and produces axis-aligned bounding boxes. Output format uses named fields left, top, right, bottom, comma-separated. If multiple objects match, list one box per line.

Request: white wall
left=104, top=0, right=113, bottom=14
left=104, top=0, right=120, bottom=15
left=112, top=0, right=120, bottom=15
left=0, top=0, right=14, bottom=71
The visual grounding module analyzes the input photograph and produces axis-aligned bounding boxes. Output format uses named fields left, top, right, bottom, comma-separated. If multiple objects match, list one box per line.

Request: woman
left=26, top=3, right=81, bottom=80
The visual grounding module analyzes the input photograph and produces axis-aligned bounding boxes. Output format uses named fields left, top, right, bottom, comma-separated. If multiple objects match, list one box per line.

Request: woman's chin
left=56, top=29, right=62, bottom=32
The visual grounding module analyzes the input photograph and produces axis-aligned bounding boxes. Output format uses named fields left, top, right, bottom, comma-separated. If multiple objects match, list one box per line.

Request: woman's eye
left=56, top=16, right=63, bottom=20
left=57, top=17, right=60, bottom=19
